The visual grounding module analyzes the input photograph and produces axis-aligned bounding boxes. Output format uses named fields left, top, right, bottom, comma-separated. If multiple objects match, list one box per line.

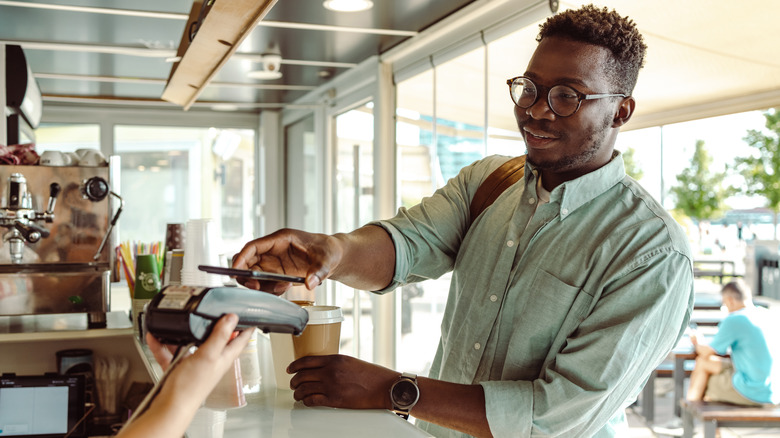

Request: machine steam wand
left=93, top=190, right=123, bottom=261
left=0, top=173, right=61, bottom=264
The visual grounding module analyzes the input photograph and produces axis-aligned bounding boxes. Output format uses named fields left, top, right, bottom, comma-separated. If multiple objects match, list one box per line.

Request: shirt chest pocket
left=504, top=268, right=592, bottom=377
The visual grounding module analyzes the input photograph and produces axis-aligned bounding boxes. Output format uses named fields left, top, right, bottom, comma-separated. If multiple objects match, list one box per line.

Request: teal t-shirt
left=709, top=306, right=780, bottom=404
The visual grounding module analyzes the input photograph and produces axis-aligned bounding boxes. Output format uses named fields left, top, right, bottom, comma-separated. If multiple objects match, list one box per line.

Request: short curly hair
left=537, top=4, right=646, bottom=95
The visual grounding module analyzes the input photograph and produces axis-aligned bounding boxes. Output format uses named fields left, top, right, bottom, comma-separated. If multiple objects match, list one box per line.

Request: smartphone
left=198, top=265, right=306, bottom=283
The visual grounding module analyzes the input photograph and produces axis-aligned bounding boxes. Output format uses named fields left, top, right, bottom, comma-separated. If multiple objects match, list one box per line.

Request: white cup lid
left=304, top=305, right=344, bottom=324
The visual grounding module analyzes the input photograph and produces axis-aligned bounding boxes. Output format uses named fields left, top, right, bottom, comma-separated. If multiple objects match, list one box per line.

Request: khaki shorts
left=705, top=363, right=763, bottom=406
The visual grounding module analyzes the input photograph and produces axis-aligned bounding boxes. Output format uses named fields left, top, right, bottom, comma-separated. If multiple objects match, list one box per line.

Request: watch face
left=391, top=379, right=419, bottom=408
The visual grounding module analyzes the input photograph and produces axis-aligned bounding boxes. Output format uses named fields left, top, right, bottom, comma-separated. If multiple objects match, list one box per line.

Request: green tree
left=670, top=140, right=731, bottom=246
left=622, top=146, right=644, bottom=181
left=733, top=108, right=780, bottom=239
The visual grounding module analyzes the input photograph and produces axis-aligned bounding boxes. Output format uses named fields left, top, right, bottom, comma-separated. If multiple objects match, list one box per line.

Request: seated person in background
left=116, top=314, right=253, bottom=438
left=687, top=279, right=780, bottom=406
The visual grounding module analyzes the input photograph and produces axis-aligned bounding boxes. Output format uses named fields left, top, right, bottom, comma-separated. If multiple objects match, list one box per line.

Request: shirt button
left=506, top=240, right=514, bottom=247
left=474, top=343, right=481, bottom=350
left=489, top=294, right=498, bottom=302
left=528, top=197, right=536, bottom=204
left=561, top=208, right=569, bottom=216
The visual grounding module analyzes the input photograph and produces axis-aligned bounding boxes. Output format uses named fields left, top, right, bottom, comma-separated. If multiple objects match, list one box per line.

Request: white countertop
left=218, top=388, right=431, bottom=438
left=138, top=330, right=432, bottom=438
left=0, top=283, right=433, bottom=438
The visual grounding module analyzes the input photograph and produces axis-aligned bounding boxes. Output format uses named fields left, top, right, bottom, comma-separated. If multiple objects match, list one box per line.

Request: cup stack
left=163, top=223, right=186, bottom=286
left=164, top=223, right=186, bottom=253
left=186, top=407, right=226, bottom=438
left=238, top=330, right=261, bottom=394
left=180, top=218, right=223, bottom=287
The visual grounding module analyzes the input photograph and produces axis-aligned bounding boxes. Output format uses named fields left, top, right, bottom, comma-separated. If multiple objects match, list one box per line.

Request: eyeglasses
left=506, top=76, right=627, bottom=117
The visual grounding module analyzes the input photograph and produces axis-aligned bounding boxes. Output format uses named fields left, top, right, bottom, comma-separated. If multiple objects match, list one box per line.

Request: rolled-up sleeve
left=371, top=156, right=510, bottom=293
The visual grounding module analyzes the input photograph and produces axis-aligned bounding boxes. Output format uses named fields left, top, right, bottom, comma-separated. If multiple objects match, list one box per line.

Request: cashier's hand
left=146, top=314, right=253, bottom=378
left=288, top=354, right=397, bottom=410
left=118, top=317, right=254, bottom=438
left=232, top=228, right=341, bottom=295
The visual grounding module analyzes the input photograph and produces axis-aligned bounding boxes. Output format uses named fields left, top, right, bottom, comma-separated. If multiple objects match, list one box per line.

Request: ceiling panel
left=0, top=0, right=476, bottom=112
left=2, top=0, right=779, bottom=127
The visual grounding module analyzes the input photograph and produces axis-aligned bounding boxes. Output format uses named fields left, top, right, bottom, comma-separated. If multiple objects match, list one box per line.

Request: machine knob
left=82, top=177, right=109, bottom=202
left=50, top=182, right=61, bottom=198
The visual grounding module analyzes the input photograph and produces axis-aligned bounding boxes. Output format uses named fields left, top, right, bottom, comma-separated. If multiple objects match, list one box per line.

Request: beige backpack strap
left=469, top=155, right=526, bottom=227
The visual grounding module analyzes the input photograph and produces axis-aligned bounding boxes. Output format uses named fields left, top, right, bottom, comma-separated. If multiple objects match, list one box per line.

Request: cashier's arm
left=288, top=354, right=493, bottom=437
left=116, top=315, right=253, bottom=438
left=232, top=225, right=396, bottom=293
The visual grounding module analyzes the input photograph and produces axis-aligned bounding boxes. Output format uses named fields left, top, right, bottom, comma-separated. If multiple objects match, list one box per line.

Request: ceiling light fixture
left=211, top=103, right=240, bottom=111
left=248, top=43, right=283, bottom=80
left=323, top=0, right=373, bottom=12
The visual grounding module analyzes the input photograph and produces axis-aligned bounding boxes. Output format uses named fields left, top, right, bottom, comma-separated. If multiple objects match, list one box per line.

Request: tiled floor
left=626, top=377, right=780, bottom=437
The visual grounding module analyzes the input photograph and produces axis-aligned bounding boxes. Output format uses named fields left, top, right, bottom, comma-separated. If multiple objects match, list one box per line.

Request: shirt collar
left=526, top=150, right=626, bottom=219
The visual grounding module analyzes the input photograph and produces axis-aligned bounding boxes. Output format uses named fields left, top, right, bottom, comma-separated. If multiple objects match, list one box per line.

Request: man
left=233, top=5, right=693, bottom=437
left=687, top=279, right=780, bottom=406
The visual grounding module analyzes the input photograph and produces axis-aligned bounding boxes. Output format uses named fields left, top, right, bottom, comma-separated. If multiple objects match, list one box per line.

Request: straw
left=117, top=242, right=136, bottom=293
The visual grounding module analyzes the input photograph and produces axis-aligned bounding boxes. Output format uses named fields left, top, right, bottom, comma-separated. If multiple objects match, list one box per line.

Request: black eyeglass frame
left=506, top=76, right=628, bottom=117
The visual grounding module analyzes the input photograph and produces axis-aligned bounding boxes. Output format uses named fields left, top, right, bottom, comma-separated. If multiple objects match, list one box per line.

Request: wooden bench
left=680, top=400, right=780, bottom=438
left=640, top=359, right=695, bottom=422
left=693, top=260, right=742, bottom=284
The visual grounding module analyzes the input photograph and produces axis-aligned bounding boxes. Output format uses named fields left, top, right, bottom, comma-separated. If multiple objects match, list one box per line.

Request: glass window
left=285, top=115, right=322, bottom=232
left=35, top=123, right=100, bottom=153
left=397, top=71, right=448, bottom=375
left=435, top=47, right=486, bottom=182
left=397, top=70, right=435, bottom=209
left=486, top=26, right=538, bottom=156
left=114, top=126, right=255, bottom=256
left=615, top=126, right=663, bottom=201
left=333, top=103, right=375, bottom=361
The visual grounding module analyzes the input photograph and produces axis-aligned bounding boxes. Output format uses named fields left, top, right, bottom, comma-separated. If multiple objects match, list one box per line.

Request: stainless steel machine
left=0, top=159, right=122, bottom=327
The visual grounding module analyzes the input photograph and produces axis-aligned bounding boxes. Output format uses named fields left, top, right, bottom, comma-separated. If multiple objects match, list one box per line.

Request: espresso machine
left=0, top=159, right=122, bottom=327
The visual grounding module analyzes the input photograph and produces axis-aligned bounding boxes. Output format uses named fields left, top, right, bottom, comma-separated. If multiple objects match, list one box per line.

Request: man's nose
left=526, top=95, right=556, bottom=120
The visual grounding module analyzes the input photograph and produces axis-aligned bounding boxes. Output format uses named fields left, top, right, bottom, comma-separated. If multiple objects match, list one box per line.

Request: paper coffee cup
left=282, top=285, right=315, bottom=307
left=292, top=306, right=344, bottom=359
left=269, top=332, right=295, bottom=389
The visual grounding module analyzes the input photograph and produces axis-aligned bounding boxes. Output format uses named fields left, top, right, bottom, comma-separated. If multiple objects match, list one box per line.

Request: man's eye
left=553, top=89, right=578, bottom=100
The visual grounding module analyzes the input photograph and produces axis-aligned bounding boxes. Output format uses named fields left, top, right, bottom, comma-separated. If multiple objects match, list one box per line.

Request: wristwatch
left=390, top=372, right=419, bottom=419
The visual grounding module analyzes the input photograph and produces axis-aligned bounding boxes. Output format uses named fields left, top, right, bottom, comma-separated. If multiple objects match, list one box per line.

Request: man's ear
left=612, top=96, right=635, bottom=128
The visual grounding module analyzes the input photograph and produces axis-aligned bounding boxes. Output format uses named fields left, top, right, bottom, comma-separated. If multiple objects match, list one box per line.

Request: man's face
left=514, top=36, right=628, bottom=178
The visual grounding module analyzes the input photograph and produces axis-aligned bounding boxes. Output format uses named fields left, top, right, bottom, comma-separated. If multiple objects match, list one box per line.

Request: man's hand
left=288, top=354, right=398, bottom=410
left=232, top=225, right=396, bottom=294
left=287, top=354, right=494, bottom=437
left=232, top=228, right=342, bottom=294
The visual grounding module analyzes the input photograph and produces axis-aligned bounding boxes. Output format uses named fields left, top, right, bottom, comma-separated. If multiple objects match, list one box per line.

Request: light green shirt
left=373, top=152, right=693, bottom=437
